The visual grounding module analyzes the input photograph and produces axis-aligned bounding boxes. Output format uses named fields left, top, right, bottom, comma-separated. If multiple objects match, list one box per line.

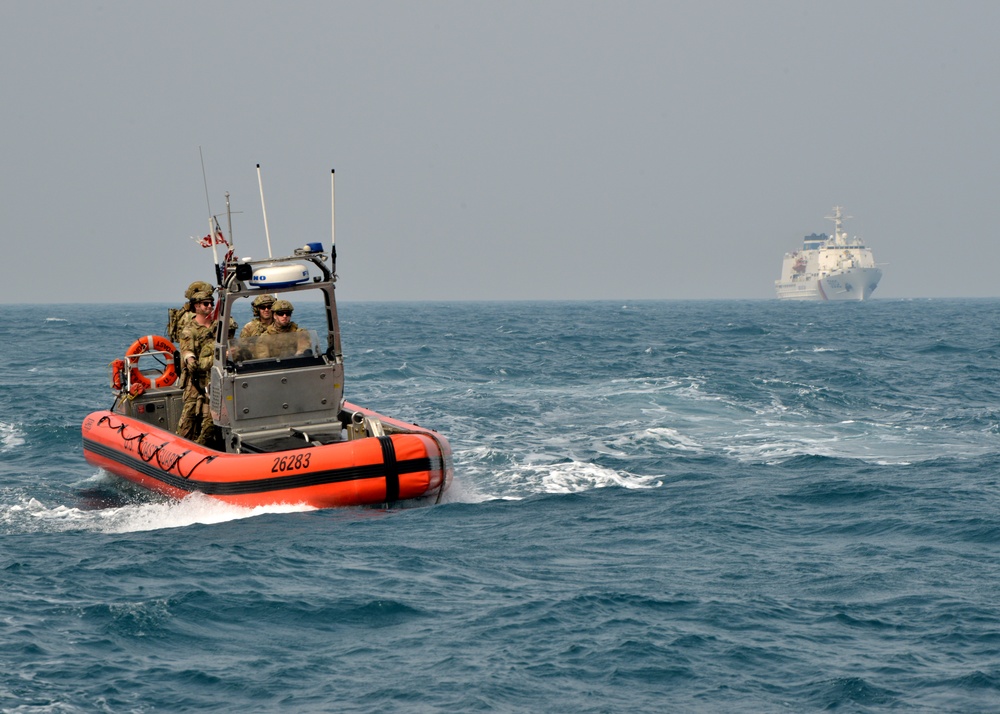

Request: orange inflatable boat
left=82, top=401, right=451, bottom=508
left=82, top=168, right=453, bottom=509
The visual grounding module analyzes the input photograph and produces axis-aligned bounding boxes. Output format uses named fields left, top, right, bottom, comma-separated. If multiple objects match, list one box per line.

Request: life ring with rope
left=122, top=335, right=178, bottom=393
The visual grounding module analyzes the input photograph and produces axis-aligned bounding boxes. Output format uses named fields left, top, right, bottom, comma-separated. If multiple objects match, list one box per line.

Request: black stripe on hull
left=378, top=436, right=400, bottom=503
left=83, top=438, right=436, bottom=497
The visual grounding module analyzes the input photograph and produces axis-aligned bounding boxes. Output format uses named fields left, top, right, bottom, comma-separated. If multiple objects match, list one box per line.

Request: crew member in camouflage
left=261, top=299, right=310, bottom=358
left=167, top=280, right=215, bottom=343
left=240, top=294, right=277, bottom=339
left=176, top=288, right=218, bottom=446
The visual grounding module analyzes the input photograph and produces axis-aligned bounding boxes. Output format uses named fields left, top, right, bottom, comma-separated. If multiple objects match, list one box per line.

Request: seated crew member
left=260, top=299, right=310, bottom=358
left=240, top=294, right=276, bottom=339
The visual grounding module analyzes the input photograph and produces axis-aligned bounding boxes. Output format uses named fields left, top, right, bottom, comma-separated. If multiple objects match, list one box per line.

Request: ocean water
left=2, top=299, right=999, bottom=712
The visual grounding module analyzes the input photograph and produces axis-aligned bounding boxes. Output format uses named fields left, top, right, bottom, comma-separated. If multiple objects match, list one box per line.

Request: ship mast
left=826, top=205, right=852, bottom=246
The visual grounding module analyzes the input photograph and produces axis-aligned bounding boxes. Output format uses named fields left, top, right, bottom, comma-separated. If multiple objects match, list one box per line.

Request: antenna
left=257, top=163, right=273, bottom=258
left=200, top=147, right=221, bottom=281
left=225, top=191, right=234, bottom=253
left=200, top=147, right=213, bottom=218
left=330, top=169, right=336, bottom=249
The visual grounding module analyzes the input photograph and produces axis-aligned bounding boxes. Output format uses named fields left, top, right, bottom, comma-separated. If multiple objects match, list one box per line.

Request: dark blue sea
left=2, top=299, right=999, bottom=712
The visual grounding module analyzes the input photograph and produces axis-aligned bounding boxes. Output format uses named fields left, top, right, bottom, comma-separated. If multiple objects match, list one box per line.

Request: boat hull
left=776, top=267, right=882, bottom=301
left=81, top=402, right=452, bottom=509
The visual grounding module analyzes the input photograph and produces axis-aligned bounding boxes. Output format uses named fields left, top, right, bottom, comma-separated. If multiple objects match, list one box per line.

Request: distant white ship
left=775, top=206, right=882, bottom=301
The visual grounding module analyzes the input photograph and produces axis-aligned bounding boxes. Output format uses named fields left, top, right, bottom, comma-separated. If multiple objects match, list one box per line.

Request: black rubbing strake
left=83, top=439, right=431, bottom=496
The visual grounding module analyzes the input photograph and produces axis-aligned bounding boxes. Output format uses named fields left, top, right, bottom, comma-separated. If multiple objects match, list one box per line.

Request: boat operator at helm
left=240, top=293, right=277, bottom=339
left=259, top=299, right=310, bottom=358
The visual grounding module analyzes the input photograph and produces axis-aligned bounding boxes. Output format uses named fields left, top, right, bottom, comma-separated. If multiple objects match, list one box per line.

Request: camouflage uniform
left=167, top=308, right=194, bottom=344
left=240, top=294, right=276, bottom=339
left=261, top=299, right=310, bottom=358
left=240, top=319, right=271, bottom=339
left=167, top=281, right=214, bottom=343
left=176, top=301, right=217, bottom=446
left=261, top=321, right=310, bottom=358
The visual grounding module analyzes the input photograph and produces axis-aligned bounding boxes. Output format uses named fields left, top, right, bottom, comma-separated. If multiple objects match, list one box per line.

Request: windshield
left=229, top=329, right=321, bottom=363
left=222, top=292, right=329, bottom=368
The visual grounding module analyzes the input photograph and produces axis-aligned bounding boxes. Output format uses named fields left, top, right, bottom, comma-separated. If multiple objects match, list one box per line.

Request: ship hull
left=776, top=267, right=882, bottom=301
left=81, top=401, right=452, bottom=509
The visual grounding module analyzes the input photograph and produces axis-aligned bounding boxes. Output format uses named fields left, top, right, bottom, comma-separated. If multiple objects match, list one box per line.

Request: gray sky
left=3, top=1, right=998, bottom=303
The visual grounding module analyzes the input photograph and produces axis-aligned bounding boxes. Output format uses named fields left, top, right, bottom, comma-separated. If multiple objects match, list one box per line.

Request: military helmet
left=251, top=294, right=277, bottom=316
left=184, top=280, right=214, bottom=300
left=272, top=299, right=294, bottom=313
left=189, top=289, right=214, bottom=303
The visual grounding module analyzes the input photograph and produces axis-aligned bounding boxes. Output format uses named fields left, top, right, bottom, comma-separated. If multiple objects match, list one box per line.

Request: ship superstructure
left=775, top=206, right=882, bottom=301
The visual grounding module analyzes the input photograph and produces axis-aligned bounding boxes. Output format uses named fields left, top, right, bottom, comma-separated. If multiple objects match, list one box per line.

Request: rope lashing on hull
left=95, top=415, right=215, bottom=479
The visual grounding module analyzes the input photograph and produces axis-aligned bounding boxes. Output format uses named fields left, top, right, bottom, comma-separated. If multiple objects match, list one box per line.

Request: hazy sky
left=3, top=1, right=998, bottom=303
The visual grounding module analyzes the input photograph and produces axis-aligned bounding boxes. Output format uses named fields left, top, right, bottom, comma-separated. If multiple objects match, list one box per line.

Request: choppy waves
left=1, top=482, right=316, bottom=535
left=0, top=420, right=25, bottom=453
left=3, top=300, right=1000, bottom=711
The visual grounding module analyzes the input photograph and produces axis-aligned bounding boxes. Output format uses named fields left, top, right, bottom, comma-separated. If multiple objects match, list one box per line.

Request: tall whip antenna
left=200, top=147, right=221, bottom=282
left=257, top=163, right=273, bottom=258
left=225, top=191, right=234, bottom=254
left=330, top=169, right=338, bottom=270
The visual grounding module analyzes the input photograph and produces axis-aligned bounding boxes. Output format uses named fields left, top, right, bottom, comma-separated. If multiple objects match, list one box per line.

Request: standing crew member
left=176, top=289, right=217, bottom=445
left=167, top=280, right=214, bottom=343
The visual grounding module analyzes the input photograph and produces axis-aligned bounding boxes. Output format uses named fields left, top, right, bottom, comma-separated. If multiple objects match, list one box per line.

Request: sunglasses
left=274, top=310, right=292, bottom=316
left=197, top=300, right=214, bottom=307
left=258, top=306, right=273, bottom=311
